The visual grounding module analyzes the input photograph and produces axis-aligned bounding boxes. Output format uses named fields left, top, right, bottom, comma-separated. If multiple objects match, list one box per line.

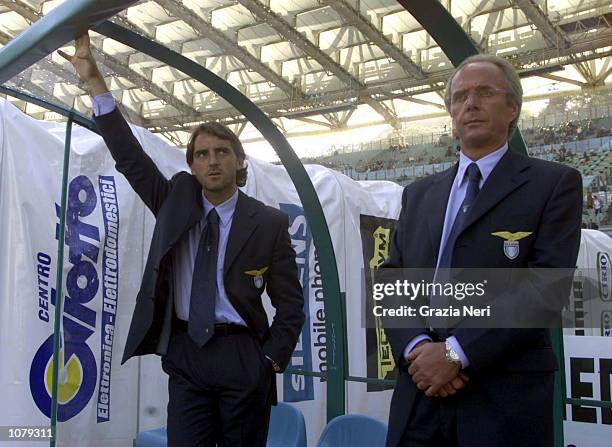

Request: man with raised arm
left=60, top=33, right=304, bottom=447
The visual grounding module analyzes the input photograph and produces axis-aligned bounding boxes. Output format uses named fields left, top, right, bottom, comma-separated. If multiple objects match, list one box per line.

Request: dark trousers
left=161, top=327, right=273, bottom=447
left=395, top=376, right=554, bottom=447
left=398, top=392, right=458, bottom=447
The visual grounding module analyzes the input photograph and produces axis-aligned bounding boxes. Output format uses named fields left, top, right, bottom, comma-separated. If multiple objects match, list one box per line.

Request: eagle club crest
left=491, top=231, right=533, bottom=260
left=244, top=266, right=269, bottom=288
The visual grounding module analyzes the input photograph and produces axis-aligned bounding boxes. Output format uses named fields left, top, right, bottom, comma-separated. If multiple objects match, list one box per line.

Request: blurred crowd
left=523, top=118, right=612, bottom=145
left=298, top=115, right=610, bottom=228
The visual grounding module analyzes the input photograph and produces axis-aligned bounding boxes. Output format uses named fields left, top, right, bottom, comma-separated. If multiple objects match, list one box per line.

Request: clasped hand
left=406, top=341, right=469, bottom=398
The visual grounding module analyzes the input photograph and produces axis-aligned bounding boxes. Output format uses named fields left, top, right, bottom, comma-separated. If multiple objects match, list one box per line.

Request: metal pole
left=551, top=327, right=567, bottom=447
left=49, top=114, right=73, bottom=447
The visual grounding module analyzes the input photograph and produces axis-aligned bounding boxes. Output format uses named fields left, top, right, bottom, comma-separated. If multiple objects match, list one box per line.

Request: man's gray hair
left=444, top=54, right=523, bottom=138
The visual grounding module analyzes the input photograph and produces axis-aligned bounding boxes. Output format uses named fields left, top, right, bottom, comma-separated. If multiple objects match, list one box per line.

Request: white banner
left=567, top=229, right=611, bottom=337
left=0, top=99, right=151, bottom=446
left=563, top=336, right=612, bottom=446
left=1, top=98, right=610, bottom=446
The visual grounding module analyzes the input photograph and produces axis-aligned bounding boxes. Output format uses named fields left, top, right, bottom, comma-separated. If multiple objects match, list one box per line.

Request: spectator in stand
left=594, top=196, right=602, bottom=216
left=586, top=191, right=594, bottom=210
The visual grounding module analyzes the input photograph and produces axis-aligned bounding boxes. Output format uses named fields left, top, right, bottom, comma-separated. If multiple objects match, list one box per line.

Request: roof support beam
left=322, top=113, right=340, bottom=128
left=401, top=96, right=446, bottom=110
left=295, top=117, right=334, bottom=128
left=339, top=109, right=354, bottom=128
left=110, top=14, right=156, bottom=40
left=594, top=64, right=611, bottom=85
left=572, top=59, right=597, bottom=85
left=10, top=67, right=60, bottom=106
left=90, top=48, right=197, bottom=115
left=361, top=95, right=399, bottom=128
left=233, top=121, right=247, bottom=138
left=538, top=73, right=586, bottom=88
left=0, top=29, right=80, bottom=85
left=0, top=0, right=41, bottom=21
left=146, top=36, right=612, bottom=130
left=236, top=0, right=401, bottom=129
left=1, top=0, right=197, bottom=116
left=361, top=99, right=399, bottom=128
left=154, top=0, right=302, bottom=100
left=321, top=0, right=425, bottom=79
left=512, top=0, right=571, bottom=48
left=0, top=28, right=146, bottom=124
left=159, top=130, right=183, bottom=147
left=238, top=0, right=356, bottom=87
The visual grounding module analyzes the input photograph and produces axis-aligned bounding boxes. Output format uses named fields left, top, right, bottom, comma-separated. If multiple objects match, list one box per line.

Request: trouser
left=397, top=392, right=458, bottom=447
left=161, top=323, right=273, bottom=447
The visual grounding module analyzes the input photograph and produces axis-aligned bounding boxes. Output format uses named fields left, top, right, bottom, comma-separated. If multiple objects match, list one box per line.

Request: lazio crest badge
left=491, top=231, right=533, bottom=260
left=245, top=266, right=269, bottom=288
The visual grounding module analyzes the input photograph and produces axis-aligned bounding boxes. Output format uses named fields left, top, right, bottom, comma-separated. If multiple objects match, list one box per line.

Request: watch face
left=446, top=342, right=460, bottom=363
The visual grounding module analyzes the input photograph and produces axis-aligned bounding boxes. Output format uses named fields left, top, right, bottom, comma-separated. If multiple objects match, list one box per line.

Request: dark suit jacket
left=94, top=109, right=305, bottom=378
left=384, top=148, right=582, bottom=447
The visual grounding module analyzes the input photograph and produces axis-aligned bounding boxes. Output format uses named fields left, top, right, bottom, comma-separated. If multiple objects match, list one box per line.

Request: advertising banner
left=1, top=98, right=610, bottom=445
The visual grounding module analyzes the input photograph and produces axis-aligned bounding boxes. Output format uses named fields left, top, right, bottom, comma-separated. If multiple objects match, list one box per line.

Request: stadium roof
left=0, top=0, right=610, bottom=153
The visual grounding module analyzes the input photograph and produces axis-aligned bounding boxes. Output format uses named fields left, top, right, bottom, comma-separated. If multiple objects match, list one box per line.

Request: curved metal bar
left=0, top=85, right=98, bottom=132
left=0, top=0, right=137, bottom=84
left=93, top=20, right=346, bottom=421
left=397, top=0, right=527, bottom=154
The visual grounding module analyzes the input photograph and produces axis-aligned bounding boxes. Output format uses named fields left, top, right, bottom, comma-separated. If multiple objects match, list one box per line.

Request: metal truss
left=0, top=0, right=198, bottom=117
left=235, top=0, right=401, bottom=128
left=0, top=0, right=610, bottom=134
left=512, top=0, right=571, bottom=48
left=154, top=0, right=303, bottom=100
left=321, top=0, right=425, bottom=80
left=146, top=30, right=611, bottom=131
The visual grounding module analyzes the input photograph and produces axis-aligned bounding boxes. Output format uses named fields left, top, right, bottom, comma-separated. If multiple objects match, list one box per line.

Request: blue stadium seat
left=134, top=427, right=166, bottom=447
left=267, top=402, right=307, bottom=447
left=133, top=402, right=307, bottom=447
left=316, top=414, right=388, bottom=447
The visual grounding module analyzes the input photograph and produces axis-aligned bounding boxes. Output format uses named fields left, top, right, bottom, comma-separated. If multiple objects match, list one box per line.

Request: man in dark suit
left=383, top=54, right=582, bottom=447
left=60, top=34, right=304, bottom=446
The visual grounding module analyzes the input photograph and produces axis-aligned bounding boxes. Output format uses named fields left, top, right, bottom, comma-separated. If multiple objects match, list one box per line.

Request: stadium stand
left=305, top=112, right=611, bottom=228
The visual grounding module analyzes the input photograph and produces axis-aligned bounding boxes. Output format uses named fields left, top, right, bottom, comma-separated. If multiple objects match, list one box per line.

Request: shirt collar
left=457, top=142, right=508, bottom=186
left=201, top=189, right=239, bottom=226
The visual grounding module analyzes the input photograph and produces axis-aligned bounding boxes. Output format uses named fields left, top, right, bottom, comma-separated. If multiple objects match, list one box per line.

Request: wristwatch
left=445, top=340, right=462, bottom=366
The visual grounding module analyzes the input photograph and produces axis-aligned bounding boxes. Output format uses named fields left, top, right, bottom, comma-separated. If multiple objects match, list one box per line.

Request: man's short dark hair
left=186, top=122, right=248, bottom=187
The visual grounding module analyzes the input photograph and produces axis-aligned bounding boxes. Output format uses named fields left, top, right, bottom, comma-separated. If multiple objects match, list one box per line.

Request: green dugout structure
left=0, top=1, right=609, bottom=446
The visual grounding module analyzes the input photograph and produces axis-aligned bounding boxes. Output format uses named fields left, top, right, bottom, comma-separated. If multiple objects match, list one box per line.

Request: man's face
left=450, top=62, right=518, bottom=154
left=190, top=132, right=243, bottom=199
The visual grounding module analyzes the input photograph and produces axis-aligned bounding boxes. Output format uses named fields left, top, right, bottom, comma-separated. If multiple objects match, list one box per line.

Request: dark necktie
left=438, top=162, right=482, bottom=269
left=431, top=163, right=481, bottom=335
left=188, top=208, right=220, bottom=347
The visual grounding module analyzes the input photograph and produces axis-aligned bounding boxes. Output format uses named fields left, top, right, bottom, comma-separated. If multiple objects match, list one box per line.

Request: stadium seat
left=133, top=402, right=306, bottom=447
left=316, top=414, right=388, bottom=447
left=134, top=427, right=166, bottom=447
left=267, top=402, right=307, bottom=447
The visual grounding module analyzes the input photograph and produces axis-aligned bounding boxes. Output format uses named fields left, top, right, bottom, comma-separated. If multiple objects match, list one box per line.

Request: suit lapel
left=161, top=176, right=202, bottom=257
left=460, top=148, right=531, bottom=233
left=184, top=178, right=204, bottom=231
left=224, top=191, right=259, bottom=273
left=426, top=165, right=457, bottom=257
